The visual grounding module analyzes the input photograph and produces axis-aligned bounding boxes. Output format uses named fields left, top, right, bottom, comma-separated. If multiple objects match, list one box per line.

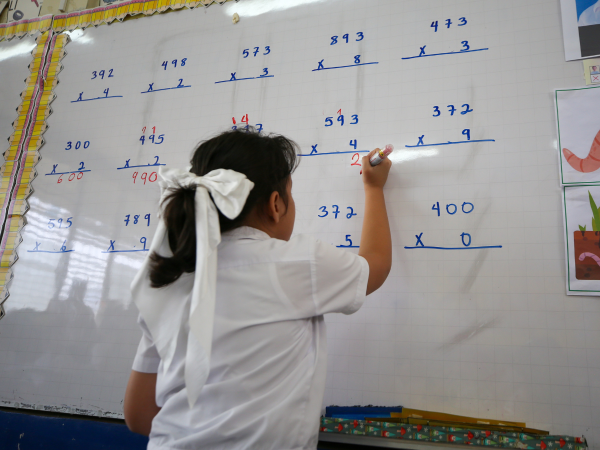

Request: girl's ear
left=267, top=190, right=281, bottom=223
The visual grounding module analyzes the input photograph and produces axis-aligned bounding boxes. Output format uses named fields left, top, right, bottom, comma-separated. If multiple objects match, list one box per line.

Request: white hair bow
left=131, top=167, right=254, bottom=408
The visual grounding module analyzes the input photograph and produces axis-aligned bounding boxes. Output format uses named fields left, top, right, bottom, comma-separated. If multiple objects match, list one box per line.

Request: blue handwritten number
left=448, top=105, right=456, bottom=116
left=461, top=104, right=473, bottom=115
left=431, top=21, right=438, bottom=32
left=124, top=215, right=130, bottom=226
left=262, top=68, right=269, bottom=76
left=346, top=207, right=357, bottom=219
left=458, top=17, right=467, bottom=26
left=337, top=115, right=344, bottom=126
left=140, top=237, right=147, bottom=251
left=446, top=204, right=457, bottom=215
left=462, top=202, right=474, bottom=213
left=325, top=117, right=333, bottom=127
left=350, top=114, right=358, bottom=124
left=343, top=34, right=349, bottom=43
left=354, top=55, right=361, bottom=64
left=145, top=214, right=151, bottom=226
left=345, top=235, right=353, bottom=246
left=65, top=142, right=72, bottom=150
left=461, top=232, right=471, bottom=247
left=446, top=19, right=452, bottom=28
left=349, top=139, right=357, bottom=149
left=433, top=106, right=440, bottom=117
left=356, top=32, right=364, bottom=41
left=108, top=69, right=114, bottom=77
left=462, top=129, right=471, bottom=141
left=331, top=36, right=338, bottom=45
left=243, top=49, right=249, bottom=58
left=432, top=202, right=440, bottom=216
left=254, top=47, right=260, bottom=56
left=91, top=71, right=97, bottom=79
left=264, top=46, right=270, bottom=55
left=461, top=41, right=470, bottom=51
left=318, top=206, right=328, bottom=218
left=332, top=205, right=340, bottom=219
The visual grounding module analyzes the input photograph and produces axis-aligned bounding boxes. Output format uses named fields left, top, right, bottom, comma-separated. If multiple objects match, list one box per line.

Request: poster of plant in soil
left=556, top=85, right=600, bottom=185
left=563, top=185, right=600, bottom=294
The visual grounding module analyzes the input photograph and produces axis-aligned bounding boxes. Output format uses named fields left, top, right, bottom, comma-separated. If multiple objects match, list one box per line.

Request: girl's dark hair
left=148, top=128, right=299, bottom=288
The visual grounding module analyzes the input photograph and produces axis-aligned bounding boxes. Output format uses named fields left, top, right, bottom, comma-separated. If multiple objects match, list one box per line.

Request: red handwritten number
left=337, top=109, right=342, bottom=115
left=142, top=127, right=146, bottom=134
left=232, top=117, right=236, bottom=125
left=351, top=153, right=361, bottom=166
left=132, top=171, right=157, bottom=184
left=57, top=174, right=63, bottom=184
left=68, top=173, right=75, bottom=181
left=77, top=172, right=83, bottom=179
left=152, top=126, right=156, bottom=134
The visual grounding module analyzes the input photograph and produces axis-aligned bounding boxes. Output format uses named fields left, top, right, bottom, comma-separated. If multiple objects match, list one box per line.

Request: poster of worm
left=556, top=85, right=600, bottom=185
left=563, top=185, right=600, bottom=294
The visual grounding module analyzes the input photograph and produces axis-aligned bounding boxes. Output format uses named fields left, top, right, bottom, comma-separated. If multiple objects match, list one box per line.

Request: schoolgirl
left=123, top=129, right=392, bottom=449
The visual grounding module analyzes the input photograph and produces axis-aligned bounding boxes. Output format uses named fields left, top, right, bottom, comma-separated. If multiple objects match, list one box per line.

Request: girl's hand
left=362, top=148, right=392, bottom=189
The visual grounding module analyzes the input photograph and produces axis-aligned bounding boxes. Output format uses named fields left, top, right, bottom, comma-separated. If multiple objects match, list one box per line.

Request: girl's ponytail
left=149, top=186, right=197, bottom=288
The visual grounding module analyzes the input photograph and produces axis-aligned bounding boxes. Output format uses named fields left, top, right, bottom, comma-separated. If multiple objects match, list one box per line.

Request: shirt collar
left=221, top=226, right=271, bottom=241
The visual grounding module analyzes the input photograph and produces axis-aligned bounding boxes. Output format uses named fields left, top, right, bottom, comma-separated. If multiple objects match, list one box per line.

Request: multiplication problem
left=325, top=110, right=359, bottom=127
left=318, top=205, right=357, bottom=219
left=140, top=126, right=165, bottom=145
left=331, top=32, right=364, bottom=44
left=432, top=201, right=474, bottom=216
left=242, top=46, right=270, bottom=57
left=47, top=217, right=73, bottom=228
left=431, top=18, right=467, bottom=31
left=161, top=58, right=187, bottom=70
left=232, top=115, right=263, bottom=132
left=124, top=214, right=151, bottom=226
left=433, top=104, right=473, bottom=117
left=91, top=69, right=114, bottom=79
left=65, top=140, right=90, bottom=150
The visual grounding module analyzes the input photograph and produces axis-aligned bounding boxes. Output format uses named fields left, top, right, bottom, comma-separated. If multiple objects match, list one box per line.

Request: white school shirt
left=579, top=1, right=600, bottom=26
left=132, top=226, right=369, bottom=450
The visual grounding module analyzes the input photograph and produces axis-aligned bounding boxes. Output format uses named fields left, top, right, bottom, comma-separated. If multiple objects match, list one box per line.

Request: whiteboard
left=0, top=36, right=37, bottom=166
left=0, top=0, right=598, bottom=443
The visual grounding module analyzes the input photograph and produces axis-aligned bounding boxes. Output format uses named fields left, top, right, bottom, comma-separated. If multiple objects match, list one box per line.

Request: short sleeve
left=311, top=239, right=369, bottom=316
left=132, top=314, right=161, bottom=373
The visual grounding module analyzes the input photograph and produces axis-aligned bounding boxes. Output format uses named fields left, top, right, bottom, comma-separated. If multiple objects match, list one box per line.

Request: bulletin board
left=0, top=0, right=598, bottom=445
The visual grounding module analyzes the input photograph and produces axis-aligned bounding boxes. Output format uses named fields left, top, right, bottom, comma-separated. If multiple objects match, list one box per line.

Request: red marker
left=360, top=144, right=394, bottom=174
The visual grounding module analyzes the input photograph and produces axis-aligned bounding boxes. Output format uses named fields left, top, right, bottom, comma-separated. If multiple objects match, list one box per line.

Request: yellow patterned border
left=0, top=0, right=232, bottom=41
left=0, top=31, right=63, bottom=311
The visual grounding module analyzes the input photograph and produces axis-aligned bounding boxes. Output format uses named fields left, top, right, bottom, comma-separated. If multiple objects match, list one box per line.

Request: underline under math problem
left=141, top=80, right=191, bottom=93
left=402, top=42, right=488, bottom=60
left=215, top=70, right=273, bottom=84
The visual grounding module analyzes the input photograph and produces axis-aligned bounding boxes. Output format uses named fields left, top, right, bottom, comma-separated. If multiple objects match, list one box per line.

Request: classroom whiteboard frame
left=0, top=1, right=597, bottom=445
